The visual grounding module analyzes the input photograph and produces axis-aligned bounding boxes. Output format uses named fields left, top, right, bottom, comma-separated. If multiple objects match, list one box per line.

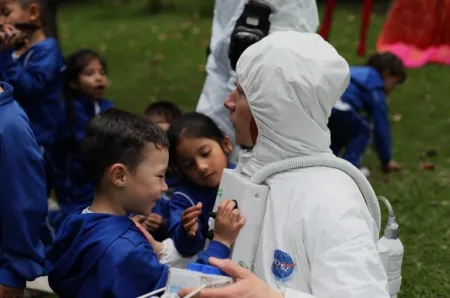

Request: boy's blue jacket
left=46, top=210, right=230, bottom=298
left=0, top=38, right=65, bottom=146
left=0, top=82, right=47, bottom=288
left=51, top=95, right=113, bottom=215
left=169, top=165, right=235, bottom=256
left=339, top=66, right=392, bottom=163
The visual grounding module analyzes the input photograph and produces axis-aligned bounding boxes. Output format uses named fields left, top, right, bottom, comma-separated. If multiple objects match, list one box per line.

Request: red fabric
left=377, top=0, right=450, bottom=68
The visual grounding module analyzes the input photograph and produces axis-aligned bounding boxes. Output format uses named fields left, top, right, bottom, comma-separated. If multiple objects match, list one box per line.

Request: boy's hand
left=182, top=202, right=202, bottom=237
left=142, top=213, right=165, bottom=233
left=133, top=220, right=164, bottom=258
left=0, top=24, right=25, bottom=50
left=0, top=284, right=24, bottom=298
left=213, top=200, right=246, bottom=248
left=383, top=160, right=401, bottom=173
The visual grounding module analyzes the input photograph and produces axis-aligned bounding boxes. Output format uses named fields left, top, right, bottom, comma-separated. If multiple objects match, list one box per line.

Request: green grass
left=57, top=1, right=450, bottom=297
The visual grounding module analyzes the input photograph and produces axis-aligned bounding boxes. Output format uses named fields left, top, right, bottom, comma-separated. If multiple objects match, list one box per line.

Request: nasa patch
left=272, top=249, right=295, bottom=282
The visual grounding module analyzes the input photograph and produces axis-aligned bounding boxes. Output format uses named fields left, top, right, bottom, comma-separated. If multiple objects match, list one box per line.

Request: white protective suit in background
left=236, top=32, right=390, bottom=297
left=196, top=0, right=319, bottom=158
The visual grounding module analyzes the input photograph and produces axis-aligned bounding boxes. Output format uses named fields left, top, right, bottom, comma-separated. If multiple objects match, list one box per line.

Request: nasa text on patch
left=272, top=249, right=296, bottom=282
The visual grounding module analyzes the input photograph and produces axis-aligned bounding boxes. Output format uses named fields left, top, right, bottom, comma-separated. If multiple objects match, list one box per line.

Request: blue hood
left=46, top=210, right=133, bottom=295
left=349, top=66, right=384, bottom=91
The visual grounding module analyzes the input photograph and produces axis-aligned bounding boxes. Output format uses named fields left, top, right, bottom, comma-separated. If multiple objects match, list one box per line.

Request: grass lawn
left=56, top=1, right=450, bottom=297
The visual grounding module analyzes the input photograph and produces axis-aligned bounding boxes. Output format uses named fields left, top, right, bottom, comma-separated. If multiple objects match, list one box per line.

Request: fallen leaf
left=154, top=53, right=164, bottom=61
left=392, top=114, right=402, bottom=122
left=192, top=27, right=201, bottom=35
left=193, top=12, right=200, bottom=20
left=419, top=162, right=436, bottom=171
left=98, top=44, right=107, bottom=52
left=158, top=34, right=167, bottom=41
left=180, top=22, right=192, bottom=30
left=196, top=64, right=205, bottom=72
left=347, top=14, right=355, bottom=22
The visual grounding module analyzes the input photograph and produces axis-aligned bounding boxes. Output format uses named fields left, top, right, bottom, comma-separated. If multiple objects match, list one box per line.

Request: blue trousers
left=328, top=109, right=370, bottom=168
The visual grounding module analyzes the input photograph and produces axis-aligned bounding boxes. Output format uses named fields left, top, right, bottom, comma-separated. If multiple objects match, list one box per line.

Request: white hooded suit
left=196, top=0, right=319, bottom=150
left=236, top=32, right=390, bottom=297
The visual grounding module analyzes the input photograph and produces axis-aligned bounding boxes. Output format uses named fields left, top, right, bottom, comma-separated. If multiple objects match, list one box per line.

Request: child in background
left=328, top=52, right=406, bottom=174
left=46, top=109, right=245, bottom=298
left=167, top=112, right=234, bottom=257
left=50, top=49, right=112, bottom=227
left=144, top=100, right=183, bottom=132
left=0, top=0, right=64, bottom=158
left=135, top=100, right=183, bottom=241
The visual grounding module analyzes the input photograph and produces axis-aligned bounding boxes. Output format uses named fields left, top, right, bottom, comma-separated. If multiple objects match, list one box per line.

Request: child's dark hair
left=81, top=108, right=169, bottom=189
left=167, top=112, right=225, bottom=167
left=144, top=101, right=183, bottom=123
left=366, top=52, right=407, bottom=83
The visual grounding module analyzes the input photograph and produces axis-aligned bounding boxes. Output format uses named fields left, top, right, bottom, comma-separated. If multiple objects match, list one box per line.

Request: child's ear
left=109, top=163, right=127, bottom=187
left=221, top=136, right=233, bottom=154
left=27, top=3, right=41, bottom=23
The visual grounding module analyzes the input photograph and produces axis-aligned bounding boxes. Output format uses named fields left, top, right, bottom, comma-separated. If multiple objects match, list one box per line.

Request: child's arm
left=368, top=89, right=392, bottom=166
left=0, top=111, right=47, bottom=288
left=168, top=194, right=205, bottom=257
left=0, top=47, right=60, bottom=100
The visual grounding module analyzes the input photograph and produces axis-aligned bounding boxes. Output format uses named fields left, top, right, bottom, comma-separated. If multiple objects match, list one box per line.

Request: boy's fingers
left=229, top=208, right=239, bottom=223
left=182, top=210, right=201, bottom=223
left=234, top=215, right=246, bottom=230
left=184, top=218, right=198, bottom=231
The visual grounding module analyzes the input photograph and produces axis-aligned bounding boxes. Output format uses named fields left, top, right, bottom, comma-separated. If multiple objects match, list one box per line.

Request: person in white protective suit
left=180, top=31, right=389, bottom=298
left=197, top=0, right=319, bottom=162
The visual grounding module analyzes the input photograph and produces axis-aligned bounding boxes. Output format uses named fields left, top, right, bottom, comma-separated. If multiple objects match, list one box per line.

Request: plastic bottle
left=378, top=215, right=404, bottom=298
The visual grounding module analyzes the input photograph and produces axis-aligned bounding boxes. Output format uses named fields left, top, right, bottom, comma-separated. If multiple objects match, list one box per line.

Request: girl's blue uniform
left=168, top=165, right=235, bottom=256
left=50, top=95, right=113, bottom=223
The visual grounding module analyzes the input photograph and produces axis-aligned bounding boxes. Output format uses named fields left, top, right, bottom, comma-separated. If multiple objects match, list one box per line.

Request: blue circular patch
left=271, top=249, right=295, bottom=282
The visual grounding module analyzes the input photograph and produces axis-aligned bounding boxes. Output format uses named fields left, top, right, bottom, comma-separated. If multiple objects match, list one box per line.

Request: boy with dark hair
left=0, top=0, right=65, bottom=165
left=328, top=52, right=407, bottom=174
left=46, top=108, right=245, bottom=298
left=144, top=100, right=183, bottom=132
left=136, top=100, right=183, bottom=241
left=0, top=81, right=47, bottom=298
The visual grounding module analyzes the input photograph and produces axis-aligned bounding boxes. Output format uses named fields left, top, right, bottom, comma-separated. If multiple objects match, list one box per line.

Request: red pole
left=357, top=0, right=373, bottom=57
left=319, top=0, right=338, bottom=41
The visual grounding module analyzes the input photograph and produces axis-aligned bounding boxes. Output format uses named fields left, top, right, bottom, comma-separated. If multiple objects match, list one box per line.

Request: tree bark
left=43, top=0, right=60, bottom=42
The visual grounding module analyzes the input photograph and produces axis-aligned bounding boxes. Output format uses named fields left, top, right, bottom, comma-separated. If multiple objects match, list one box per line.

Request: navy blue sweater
left=339, top=66, right=392, bottom=163
left=51, top=95, right=113, bottom=215
left=0, top=38, right=65, bottom=147
left=0, top=82, right=47, bottom=288
left=46, top=210, right=229, bottom=298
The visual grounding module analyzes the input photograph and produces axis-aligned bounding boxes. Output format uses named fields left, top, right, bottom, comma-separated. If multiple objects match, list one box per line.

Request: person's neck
left=15, top=29, right=46, bottom=56
left=90, top=190, right=127, bottom=216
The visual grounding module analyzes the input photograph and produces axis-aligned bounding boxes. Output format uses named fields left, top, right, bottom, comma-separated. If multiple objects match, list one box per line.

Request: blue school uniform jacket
left=0, top=82, right=47, bottom=288
left=51, top=95, right=113, bottom=215
left=169, top=165, right=235, bottom=257
left=46, top=210, right=230, bottom=298
left=339, top=66, right=392, bottom=163
left=0, top=38, right=65, bottom=147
